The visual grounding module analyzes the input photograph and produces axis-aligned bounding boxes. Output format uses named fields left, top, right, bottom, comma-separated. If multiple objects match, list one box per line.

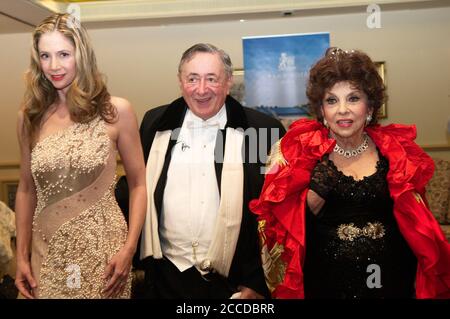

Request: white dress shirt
left=159, top=105, right=227, bottom=272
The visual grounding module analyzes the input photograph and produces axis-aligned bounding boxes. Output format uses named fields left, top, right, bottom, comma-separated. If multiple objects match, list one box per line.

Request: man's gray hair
left=178, top=43, right=233, bottom=79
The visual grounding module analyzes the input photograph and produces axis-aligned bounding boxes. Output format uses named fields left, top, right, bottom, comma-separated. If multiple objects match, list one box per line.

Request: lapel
left=153, top=96, right=249, bottom=217
left=214, top=96, right=249, bottom=193
left=152, top=98, right=185, bottom=217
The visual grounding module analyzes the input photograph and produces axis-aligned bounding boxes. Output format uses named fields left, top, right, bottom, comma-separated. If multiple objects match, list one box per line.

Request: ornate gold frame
left=0, top=180, right=18, bottom=210
left=375, top=61, right=387, bottom=118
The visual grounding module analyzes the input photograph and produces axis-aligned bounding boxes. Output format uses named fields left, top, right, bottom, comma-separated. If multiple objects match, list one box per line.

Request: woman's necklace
left=333, top=134, right=369, bottom=158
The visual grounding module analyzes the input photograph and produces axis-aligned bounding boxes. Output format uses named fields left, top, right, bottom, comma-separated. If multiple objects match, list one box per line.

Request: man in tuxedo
left=129, top=43, right=285, bottom=298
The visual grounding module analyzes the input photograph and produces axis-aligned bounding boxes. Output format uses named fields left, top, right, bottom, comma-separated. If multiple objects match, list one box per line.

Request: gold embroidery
left=258, top=220, right=286, bottom=293
left=413, top=192, right=425, bottom=205
left=337, top=222, right=385, bottom=241
left=266, top=139, right=287, bottom=172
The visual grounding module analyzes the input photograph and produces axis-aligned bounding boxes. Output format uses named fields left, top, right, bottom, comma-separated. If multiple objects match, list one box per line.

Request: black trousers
left=144, top=257, right=236, bottom=299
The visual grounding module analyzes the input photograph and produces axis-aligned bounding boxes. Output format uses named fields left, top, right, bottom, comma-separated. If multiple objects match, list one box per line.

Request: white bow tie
left=185, top=120, right=220, bottom=130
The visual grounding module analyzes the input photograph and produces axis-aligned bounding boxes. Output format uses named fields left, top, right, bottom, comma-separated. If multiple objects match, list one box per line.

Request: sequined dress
left=30, top=117, right=131, bottom=298
left=303, top=154, right=417, bottom=298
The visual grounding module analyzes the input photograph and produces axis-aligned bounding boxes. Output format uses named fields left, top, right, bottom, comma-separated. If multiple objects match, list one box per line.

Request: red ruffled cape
left=250, top=118, right=450, bottom=298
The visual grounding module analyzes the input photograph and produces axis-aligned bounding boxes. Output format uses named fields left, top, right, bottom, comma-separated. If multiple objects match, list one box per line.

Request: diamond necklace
left=333, top=134, right=369, bottom=158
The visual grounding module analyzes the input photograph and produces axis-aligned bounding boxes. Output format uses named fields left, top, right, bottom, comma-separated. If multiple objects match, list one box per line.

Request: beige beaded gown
left=30, top=117, right=131, bottom=298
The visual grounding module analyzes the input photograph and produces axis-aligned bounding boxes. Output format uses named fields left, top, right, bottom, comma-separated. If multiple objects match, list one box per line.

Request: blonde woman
left=15, top=13, right=146, bottom=299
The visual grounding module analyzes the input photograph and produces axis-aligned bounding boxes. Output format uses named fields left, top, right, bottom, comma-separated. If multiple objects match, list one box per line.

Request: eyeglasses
left=182, top=75, right=224, bottom=88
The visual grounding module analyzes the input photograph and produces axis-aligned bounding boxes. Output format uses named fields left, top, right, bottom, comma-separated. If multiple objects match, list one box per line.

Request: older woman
left=250, top=47, right=450, bottom=298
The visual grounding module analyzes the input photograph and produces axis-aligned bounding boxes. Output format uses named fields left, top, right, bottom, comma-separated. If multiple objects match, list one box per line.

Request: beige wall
left=0, top=32, right=30, bottom=163
left=1, top=4, right=449, bottom=168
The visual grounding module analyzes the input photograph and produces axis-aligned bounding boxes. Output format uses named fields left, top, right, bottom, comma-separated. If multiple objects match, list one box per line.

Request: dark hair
left=178, top=43, right=233, bottom=79
left=306, top=47, right=386, bottom=125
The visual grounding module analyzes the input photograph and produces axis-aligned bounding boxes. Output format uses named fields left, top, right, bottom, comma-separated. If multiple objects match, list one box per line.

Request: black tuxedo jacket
left=116, top=95, right=285, bottom=297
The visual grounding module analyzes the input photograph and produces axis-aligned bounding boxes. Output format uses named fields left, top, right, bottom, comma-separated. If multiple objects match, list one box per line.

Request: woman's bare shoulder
left=110, top=96, right=132, bottom=114
left=109, top=96, right=136, bottom=126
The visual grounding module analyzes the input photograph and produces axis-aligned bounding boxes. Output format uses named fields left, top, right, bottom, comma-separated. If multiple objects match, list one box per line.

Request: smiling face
left=178, top=52, right=233, bottom=120
left=321, top=81, right=372, bottom=142
left=38, top=31, right=76, bottom=94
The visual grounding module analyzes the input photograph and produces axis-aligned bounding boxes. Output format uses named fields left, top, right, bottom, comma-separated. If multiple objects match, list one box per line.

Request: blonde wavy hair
left=22, top=13, right=116, bottom=146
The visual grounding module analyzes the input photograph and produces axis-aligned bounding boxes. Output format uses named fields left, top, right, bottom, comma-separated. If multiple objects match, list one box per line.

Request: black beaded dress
left=303, top=153, right=417, bottom=298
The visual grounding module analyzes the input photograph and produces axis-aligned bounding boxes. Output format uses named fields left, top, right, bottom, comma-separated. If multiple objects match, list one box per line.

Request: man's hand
left=234, top=285, right=264, bottom=299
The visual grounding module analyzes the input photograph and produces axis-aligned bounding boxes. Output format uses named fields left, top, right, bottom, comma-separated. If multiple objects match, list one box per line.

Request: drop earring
left=366, top=114, right=372, bottom=126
